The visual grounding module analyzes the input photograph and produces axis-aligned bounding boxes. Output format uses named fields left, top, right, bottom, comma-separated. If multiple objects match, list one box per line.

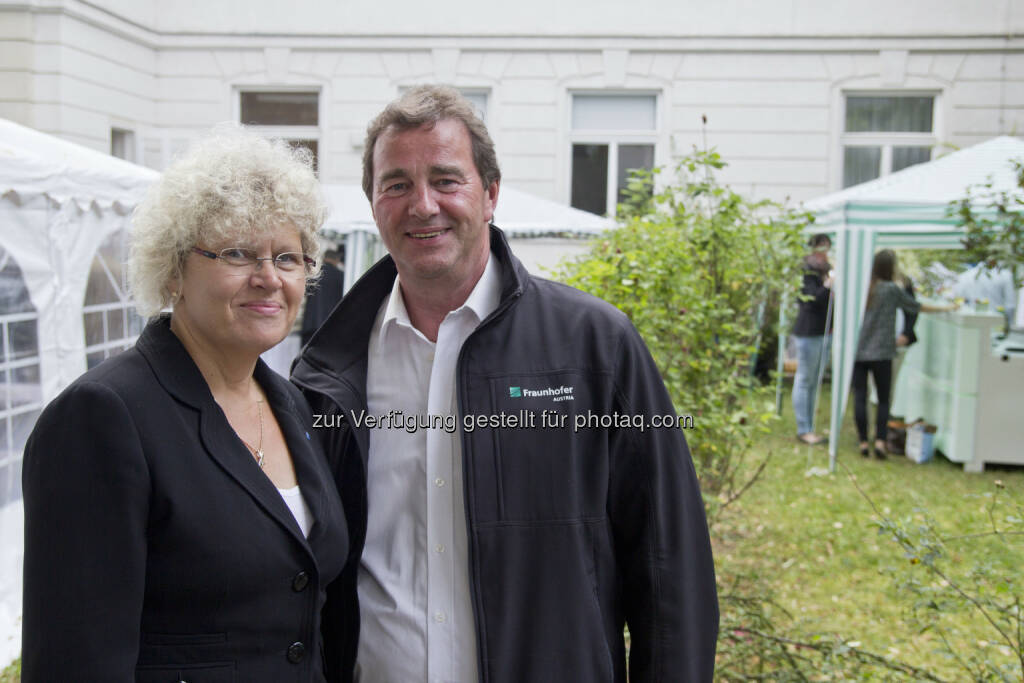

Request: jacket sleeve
left=21, top=381, right=149, bottom=683
left=302, top=389, right=361, bottom=683
left=607, top=324, right=719, bottom=683
left=893, top=281, right=922, bottom=315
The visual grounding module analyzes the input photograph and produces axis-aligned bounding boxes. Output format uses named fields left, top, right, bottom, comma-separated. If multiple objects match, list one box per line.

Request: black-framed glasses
left=191, top=246, right=316, bottom=279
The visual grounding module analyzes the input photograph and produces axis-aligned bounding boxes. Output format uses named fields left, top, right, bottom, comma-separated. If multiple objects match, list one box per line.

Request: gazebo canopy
left=801, top=136, right=1024, bottom=467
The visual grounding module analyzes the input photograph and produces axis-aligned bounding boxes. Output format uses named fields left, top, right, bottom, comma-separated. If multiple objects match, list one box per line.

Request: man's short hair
left=361, top=85, right=501, bottom=199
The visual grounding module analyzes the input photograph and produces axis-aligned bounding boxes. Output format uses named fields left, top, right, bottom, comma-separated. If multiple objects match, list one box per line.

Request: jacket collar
left=295, top=224, right=528, bottom=381
left=135, top=316, right=328, bottom=556
left=291, top=225, right=529, bottom=456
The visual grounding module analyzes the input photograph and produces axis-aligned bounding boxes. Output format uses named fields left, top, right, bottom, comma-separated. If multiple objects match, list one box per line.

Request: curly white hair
left=129, top=124, right=327, bottom=317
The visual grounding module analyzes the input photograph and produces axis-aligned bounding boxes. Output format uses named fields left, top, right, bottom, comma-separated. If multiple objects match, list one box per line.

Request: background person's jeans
left=792, top=334, right=831, bottom=435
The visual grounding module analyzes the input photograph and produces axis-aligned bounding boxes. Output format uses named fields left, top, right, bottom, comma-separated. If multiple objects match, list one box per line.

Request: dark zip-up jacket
left=792, top=253, right=833, bottom=337
left=291, top=226, right=719, bottom=682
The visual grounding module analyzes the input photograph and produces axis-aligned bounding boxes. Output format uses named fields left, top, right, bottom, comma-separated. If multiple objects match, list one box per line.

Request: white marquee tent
left=0, top=117, right=159, bottom=666
left=801, top=136, right=1024, bottom=470
left=0, top=118, right=159, bottom=401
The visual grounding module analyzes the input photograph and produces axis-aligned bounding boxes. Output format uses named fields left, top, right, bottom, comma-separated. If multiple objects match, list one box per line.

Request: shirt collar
left=377, top=252, right=502, bottom=342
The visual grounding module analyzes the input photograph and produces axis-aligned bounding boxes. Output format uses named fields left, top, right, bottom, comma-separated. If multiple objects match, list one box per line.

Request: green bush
left=553, top=149, right=809, bottom=515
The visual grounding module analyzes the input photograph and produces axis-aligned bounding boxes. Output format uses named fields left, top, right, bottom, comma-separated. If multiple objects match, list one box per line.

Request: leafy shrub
left=553, top=149, right=809, bottom=515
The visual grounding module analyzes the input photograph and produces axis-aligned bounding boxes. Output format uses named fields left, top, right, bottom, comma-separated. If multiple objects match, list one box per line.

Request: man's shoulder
left=523, top=274, right=632, bottom=329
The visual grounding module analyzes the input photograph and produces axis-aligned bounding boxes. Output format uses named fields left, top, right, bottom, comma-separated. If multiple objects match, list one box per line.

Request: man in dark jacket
left=292, top=85, right=718, bottom=683
left=301, top=247, right=345, bottom=347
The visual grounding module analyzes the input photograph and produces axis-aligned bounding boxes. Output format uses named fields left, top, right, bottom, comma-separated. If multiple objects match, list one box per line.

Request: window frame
left=0, top=248, right=40, bottom=505
left=235, top=87, right=322, bottom=171
left=82, top=229, right=146, bottom=370
left=568, top=91, right=660, bottom=216
left=839, top=90, right=940, bottom=189
left=110, top=127, right=137, bottom=163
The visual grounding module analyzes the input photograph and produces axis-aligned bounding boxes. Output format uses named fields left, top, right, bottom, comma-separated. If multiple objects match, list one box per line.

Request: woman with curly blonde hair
left=22, top=126, right=350, bottom=682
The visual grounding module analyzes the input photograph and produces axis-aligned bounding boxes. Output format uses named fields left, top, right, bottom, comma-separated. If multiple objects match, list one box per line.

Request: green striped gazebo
left=801, top=136, right=1024, bottom=471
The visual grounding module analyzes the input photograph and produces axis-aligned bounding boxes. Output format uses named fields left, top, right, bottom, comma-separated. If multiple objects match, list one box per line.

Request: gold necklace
left=240, top=398, right=265, bottom=469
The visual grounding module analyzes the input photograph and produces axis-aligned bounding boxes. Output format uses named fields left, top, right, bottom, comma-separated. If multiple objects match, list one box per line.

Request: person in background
left=21, top=127, right=349, bottom=682
left=791, top=233, right=833, bottom=445
left=302, top=245, right=346, bottom=346
left=853, top=249, right=957, bottom=460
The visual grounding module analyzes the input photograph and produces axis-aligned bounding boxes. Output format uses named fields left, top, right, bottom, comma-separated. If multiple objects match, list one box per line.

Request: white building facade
left=2, top=0, right=1023, bottom=211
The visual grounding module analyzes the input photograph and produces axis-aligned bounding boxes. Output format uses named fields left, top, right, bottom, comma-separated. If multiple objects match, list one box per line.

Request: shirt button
left=292, top=570, right=310, bottom=592
left=287, top=641, right=306, bottom=663
left=435, top=544, right=446, bottom=553
left=433, top=611, right=447, bottom=623
left=434, top=477, right=445, bottom=487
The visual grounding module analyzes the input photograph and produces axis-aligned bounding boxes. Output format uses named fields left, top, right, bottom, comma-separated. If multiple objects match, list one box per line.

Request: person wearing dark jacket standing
left=301, top=247, right=345, bottom=346
left=292, top=86, right=718, bottom=683
left=791, top=233, right=834, bottom=445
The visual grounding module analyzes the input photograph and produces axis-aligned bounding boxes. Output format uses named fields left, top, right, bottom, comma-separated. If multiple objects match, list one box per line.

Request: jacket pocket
left=135, top=661, right=234, bottom=683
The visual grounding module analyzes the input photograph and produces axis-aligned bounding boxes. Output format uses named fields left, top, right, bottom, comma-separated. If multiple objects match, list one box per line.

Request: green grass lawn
left=715, top=382, right=1024, bottom=678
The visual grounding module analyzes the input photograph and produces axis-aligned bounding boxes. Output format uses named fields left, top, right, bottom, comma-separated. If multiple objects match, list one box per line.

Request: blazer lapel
left=136, top=317, right=315, bottom=555
left=258, top=361, right=330, bottom=545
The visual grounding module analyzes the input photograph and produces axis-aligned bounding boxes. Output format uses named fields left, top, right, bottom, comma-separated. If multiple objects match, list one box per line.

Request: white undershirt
left=277, top=485, right=313, bottom=538
left=355, top=253, right=501, bottom=683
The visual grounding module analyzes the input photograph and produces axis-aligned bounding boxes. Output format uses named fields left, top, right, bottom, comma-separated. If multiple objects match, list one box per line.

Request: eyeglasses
left=191, top=246, right=315, bottom=279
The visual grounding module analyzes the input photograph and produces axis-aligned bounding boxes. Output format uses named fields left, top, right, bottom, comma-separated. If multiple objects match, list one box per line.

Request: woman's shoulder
left=68, top=347, right=155, bottom=397
left=876, top=280, right=904, bottom=299
left=37, top=349, right=154, bottom=423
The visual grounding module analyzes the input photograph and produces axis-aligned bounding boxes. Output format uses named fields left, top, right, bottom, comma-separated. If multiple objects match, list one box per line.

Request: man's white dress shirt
left=355, top=254, right=501, bottom=683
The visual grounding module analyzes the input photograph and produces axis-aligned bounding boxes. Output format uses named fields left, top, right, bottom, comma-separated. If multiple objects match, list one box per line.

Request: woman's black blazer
left=21, top=316, right=349, bottom=683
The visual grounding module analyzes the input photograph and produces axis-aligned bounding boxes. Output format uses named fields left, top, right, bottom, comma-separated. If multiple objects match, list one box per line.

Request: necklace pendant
left=255, top=450, right=265, bottom=469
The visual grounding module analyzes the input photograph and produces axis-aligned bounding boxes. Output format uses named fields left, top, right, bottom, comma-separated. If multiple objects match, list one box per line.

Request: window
left=0, top=246, right=40, bottom=505
left=240, top=91, right=320, bottom=172
left=111, top=128, right=136, bottom=162
left=841, top=95, right=936, bottom=188
left=83, top=230, right=146, bottom=369
left=570, top=94, right=657, bottom=216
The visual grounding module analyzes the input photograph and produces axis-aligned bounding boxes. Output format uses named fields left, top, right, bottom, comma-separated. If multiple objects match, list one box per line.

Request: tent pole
left=811, top=286, right=834, bottom=437
left=775, top=294, right=787, bottom=416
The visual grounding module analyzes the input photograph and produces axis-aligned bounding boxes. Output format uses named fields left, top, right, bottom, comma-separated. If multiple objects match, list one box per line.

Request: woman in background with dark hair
left=853, top=249, right=956, bottom=459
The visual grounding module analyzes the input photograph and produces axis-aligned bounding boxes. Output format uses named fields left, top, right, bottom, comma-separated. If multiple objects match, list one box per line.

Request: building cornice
left=3, top=2, right=1021, bottom=54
